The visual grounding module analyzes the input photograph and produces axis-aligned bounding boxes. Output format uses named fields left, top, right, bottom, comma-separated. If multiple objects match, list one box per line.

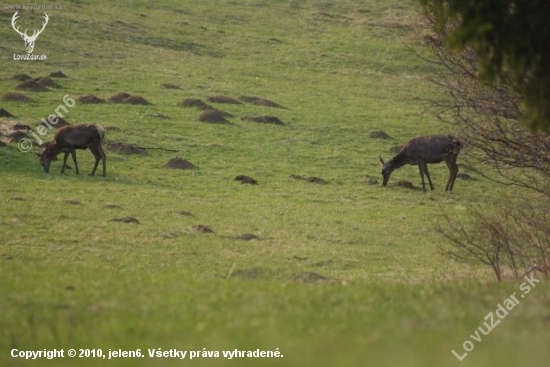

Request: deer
left=37, top=124, right=107, bottom=177
left=11, top=11, right=49, bottom=54
left=379, top=134, right=463, bottom=192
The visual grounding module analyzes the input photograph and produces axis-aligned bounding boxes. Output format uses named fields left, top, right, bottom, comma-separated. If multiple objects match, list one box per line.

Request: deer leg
left=423, top=163, right=435, bottom=190
left=418, top=162, right=427, bottom=193
left=445, top=155, right=458, bottom=191
left=70, top=149, right=79, bottom=175
left=98, top=143, right=107, bottom=177
left=89, top=144, right=106, bottom=177
left=61, top=152, right=70, bottom=173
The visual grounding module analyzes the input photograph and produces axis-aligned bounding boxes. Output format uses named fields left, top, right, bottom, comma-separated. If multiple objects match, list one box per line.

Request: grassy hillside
left=1, top=1, right=548, bottom=366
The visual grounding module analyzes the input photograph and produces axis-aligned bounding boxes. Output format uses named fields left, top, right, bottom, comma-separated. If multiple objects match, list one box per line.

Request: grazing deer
left=379, top=134, right=463, bottom=192
left=11, top=11, right=49, bottom=54
left=37, top=124, right=107, bottom=177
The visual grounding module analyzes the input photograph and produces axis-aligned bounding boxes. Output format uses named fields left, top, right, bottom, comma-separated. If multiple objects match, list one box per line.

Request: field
left=1, top=1, right=549, bottom=366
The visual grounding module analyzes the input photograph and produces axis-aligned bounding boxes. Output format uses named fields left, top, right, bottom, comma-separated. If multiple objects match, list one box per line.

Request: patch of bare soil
left=49, top=71, right=67, bottom=78
left=108, top=92, right=149, bottom=105
left=12, top=73, right=32, bottom=81
left=290, top=174, right=327, bottom=184
left=105, top=203, right=122, bottom=209
left=178, top=99, right=210, bottom=109
left=293, top=271, right=330, bottom=283
left=16, top=80, right=47, bottom=92
left=206, top=95, right=242, bottom=104
left=363, top=177, right=379, bottom=185
left=0, top=93, right=30, bottom=102
left=0, top=108, right=13, bottom=117
left=13, top=123, right=30, bottom=130
left=236, top=233, right=259, bottom=241
left=78, top=95, right=106, bottom=104
left=106, top=142, right=147, bottom=155
left=35, top=77, right=59, bottom=88
left=191, top=224, right=213, bottom=233
left=163, top=157, right=197, bottom=169
left=105, top=126, right=121, bottom=132
left=177, top=210, right=193, bottom=216
left=240, top=95, right=285, bottom=108
left=457, top=173, right=475, bottom=180
left=11, top=197, right=25, bottom=201
left=235, top=175, right=258, bottom=184
left=369, top=130, right=392, bottom=139
left=0, top=122, right=31, bottom=143
left=161, top=83, right=181, bottom=89
left=199, top=109, right=230, bottom=123
left=110, top=217, right=140, bottom=224
left=395, top=180, right=416, bottom=189
left=241, top=115, right=284, bottom=125
left=63, top=199, right=82, bottom=205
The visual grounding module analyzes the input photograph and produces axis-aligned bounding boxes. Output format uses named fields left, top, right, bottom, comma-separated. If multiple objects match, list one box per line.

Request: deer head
left=379, top=156, right=393, bottom=186
left=11, top=11, right=49, bottom=54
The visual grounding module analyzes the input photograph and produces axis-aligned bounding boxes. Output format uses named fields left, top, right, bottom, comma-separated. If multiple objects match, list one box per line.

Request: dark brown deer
left=37, top=124, right=107, bottom=177
left=379, top=134, right=463, bottom=192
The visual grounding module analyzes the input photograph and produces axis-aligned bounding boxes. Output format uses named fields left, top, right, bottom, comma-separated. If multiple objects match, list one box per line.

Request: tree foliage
left=420, top=0, right=550, bottom=131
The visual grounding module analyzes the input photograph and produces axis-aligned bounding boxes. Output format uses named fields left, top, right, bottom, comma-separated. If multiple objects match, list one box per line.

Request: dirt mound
left=125, top=96, right=150, bottom=105
left=16, top=80, right=47, bottom=92
left=191, top=224, right=213, bottom=233
left=0, top=108, right=14, bottom=117
left=106, top=142, right=147, bottom=155
left=457, top=173, right=475, bottom=181
left=199, top=109, right=230, bottom=123
left=206, top=95, right=242, bottom=104
left=236, top=233, right=259, bottom=241
left=105, top=126, right=121, bottom=132
left=163, top=157, right=197, bottom=169
left=395, top=180, right=416, bottom=189
left=369, top=130, right=392, bottom=139
left=363, top=177, right=379, bottom=185
left=35, top=77, right=59, bottom=88
left=293, top=271, right=330, bottom=283
left=177, top=210, right=193, bottom=216
left=0, top=93, right=30, bottom=102
left=12, top=73, right=32, bottom=81
left=240, top=96, right=285, bottom=108
left=242, top=115, right=284, bottom=125
left=235, top=175, right=258, bottom=184
left=108, top=92, right=149, bottom=104
left=40, top=117, right=70, bottom=128
left=49, top=71, right=67, bottom=78
left=7, top=130, right=28, bottom=141
left=389, top=145, right=402, bottom=153
left=110, top=217, right=140, bottom=224
left=161, top=83, right=181, bottom=89
left=108, top=92, right=131, bottom=103
left=78, top=95, right=105, bottom=104
left=13, top=123, right=30, bottom=130
left=290, top=174, right=327, bottom=184
left=178, top=99, right=210, bottom=109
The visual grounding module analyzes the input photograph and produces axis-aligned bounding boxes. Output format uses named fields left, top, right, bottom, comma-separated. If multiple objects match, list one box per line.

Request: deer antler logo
left=11, top=11, right=49, bottom=54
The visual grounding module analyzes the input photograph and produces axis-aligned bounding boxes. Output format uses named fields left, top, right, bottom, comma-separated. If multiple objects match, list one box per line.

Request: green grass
left=1, top=1, right=549, bottom=366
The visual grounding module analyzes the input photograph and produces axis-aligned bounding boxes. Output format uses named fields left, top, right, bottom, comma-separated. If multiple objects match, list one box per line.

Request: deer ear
left=379, top=156, right=385, bottom=165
